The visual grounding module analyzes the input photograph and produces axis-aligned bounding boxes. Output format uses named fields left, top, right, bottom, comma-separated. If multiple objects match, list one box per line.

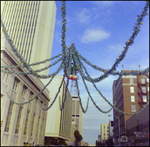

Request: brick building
left=112, top=70, right=149, bottom=144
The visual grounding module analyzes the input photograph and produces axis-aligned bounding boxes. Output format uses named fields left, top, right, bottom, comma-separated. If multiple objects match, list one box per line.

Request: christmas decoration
left=1, top=1, right=149, bottom=116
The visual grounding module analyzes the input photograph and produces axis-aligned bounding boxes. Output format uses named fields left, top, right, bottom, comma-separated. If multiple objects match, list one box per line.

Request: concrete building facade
left=44, top=76, right=73, bottom=145
left=1, top=37, right=50, bottom=146
left=112, top=70, right=149, bottom=144
left=126, top=104, right=149, bottom=146
left=1, top=1, right=56, bottom=146
left=71, top=95, right=83, bottom=135
left=101, top=123, right=109, bottom=143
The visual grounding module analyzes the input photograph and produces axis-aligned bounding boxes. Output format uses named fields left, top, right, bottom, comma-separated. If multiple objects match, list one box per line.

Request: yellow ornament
left=32, top=71, right=34, bottom=73
left=12, top=73, right=13, bottom=75
left=2, top=67, right=4, bottom=69
left=103, top=77, right=105, bottom=79
left=119, top=56, right=121, bottom=58
left=101, top=70, right=103, bottom=72
left=61, top=7, right=63, bottom=9
left=20, top=62, right=22, bottom=64
left=40, top=76, right=42, bottom=78
left=65, top=46, right=67, bottom=48
left=128, top=41, right=130, bottom=43
left=45, top=61, right=46, bottom=63
left=140, top=22, right=143, bottom=25
left=15, top=67, right=17, bottom=69
left=65, top=28, right=67, bottom=30
left=95, top=65, right=96, bottom=67
left=5, top=30, right=8, bottom=32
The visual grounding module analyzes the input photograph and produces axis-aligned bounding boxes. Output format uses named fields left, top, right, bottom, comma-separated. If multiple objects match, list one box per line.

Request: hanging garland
left=1, top=1, right=149, bottom=115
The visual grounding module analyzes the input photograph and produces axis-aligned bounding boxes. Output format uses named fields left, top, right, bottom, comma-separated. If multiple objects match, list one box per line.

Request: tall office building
left=1, top=1, right=56, bottom=146
left=1, top=1, right=56, bottom=75
left=101, top=123, right=109, bottom=143
left=112, top=70, right=149, bottom=144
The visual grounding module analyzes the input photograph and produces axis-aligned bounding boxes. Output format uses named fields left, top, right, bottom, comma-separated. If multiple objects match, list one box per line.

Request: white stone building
left=44, top=76, right=73, bottom=145
left=1, top=1, right=56, bottom=146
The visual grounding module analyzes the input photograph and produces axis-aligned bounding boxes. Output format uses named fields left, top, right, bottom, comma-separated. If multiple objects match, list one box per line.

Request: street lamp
left=108, top=115, right=120, bottom=146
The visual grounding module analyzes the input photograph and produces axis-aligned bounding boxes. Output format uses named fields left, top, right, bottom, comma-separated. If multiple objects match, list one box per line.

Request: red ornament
left=67, top=75, right=77, bottom=80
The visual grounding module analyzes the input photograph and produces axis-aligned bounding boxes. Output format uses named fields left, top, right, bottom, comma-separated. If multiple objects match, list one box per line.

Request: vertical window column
left=15, top=106, right=23, bottom=134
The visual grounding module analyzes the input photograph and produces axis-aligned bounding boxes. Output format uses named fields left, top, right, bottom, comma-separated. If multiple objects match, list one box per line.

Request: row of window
left=4, top=101, right=44, bottom=137
left=130, top=86, right=149, bottom=93
left=131, top=95, right=148, bottom=103
left=129, top=78, right=149, bottom=84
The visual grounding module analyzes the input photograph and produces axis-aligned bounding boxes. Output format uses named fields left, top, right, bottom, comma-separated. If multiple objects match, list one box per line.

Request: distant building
left=112, top=70, right=149, bottom=144
left=70, top=95, right=83, bottom=144
left=108, top=120, right=114, bottom=140
left=101, top=123, right=109, bottom=143
left=98, top=135, right=101, bottom=142
left=44, top=76, right=72, bottom=145
left=126, top=104, right=149, bottom=146
left=1, top=1, right=56, bottom=146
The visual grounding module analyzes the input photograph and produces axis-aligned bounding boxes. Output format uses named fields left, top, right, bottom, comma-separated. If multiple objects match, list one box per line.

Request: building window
left=24, top=110, right=30, bottom=135
left=22, top=86, right=27, bottom=97
left=130, top=87, right=134, bottom=93
left=131, top=96, right=135, bottom=102
left=15, top=106, right=23, bottom=134
left=142, top=87, right=146, bottom=93
left=13, top=78, right=19, bottom=91
left=2, top=69, right=9, bottom=83
left=131, top=105, right=136, bottom=112
left=141, top=79, right=145, bottom=84
left=4, top=102, right=14, bottom=132
left=147, top=78, right=149, bottom=83
left=143, top=96, right=147, bottom=102
left=130, top=78, right=134, bottom=84
left=31, top=114, right=35, bottom=136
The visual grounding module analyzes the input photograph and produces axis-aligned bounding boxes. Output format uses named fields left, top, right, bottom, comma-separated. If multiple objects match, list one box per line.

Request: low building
left=1, top=38, right=50, bottom=146
left=101, top=123, right=109, bottom=143
left=44, top=76, right=72, bottom=145
left=126, top=104, right=149, bottom=146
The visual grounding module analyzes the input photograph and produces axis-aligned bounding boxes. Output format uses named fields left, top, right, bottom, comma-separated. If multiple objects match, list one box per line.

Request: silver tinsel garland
left=1, top=1, right=149, bottom=115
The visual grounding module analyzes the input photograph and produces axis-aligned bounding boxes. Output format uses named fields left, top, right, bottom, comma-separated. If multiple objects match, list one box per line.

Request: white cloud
left=75, top=8, right=92, bottom=25
left=80, top=28, right=111, bottom=43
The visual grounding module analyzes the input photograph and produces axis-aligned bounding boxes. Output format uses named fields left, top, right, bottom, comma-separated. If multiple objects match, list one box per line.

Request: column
left=7, top=82, right=23, bottom=146
left=32, top=103, right=39, bottom=145
left=1, top=75, right=15, bottom=145
left=17, top=89, right=30, bottom=146
left=37, top=109, right=44, bottom=145
left=25, top=93, right=35, bottom=144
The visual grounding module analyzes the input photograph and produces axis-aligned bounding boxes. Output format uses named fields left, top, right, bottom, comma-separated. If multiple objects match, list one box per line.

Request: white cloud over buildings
left=80, top=28, right=111, bottom=43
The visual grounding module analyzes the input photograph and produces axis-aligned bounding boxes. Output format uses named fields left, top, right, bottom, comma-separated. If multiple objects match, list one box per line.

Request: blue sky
left=49, top=1, right=149, bottom=144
